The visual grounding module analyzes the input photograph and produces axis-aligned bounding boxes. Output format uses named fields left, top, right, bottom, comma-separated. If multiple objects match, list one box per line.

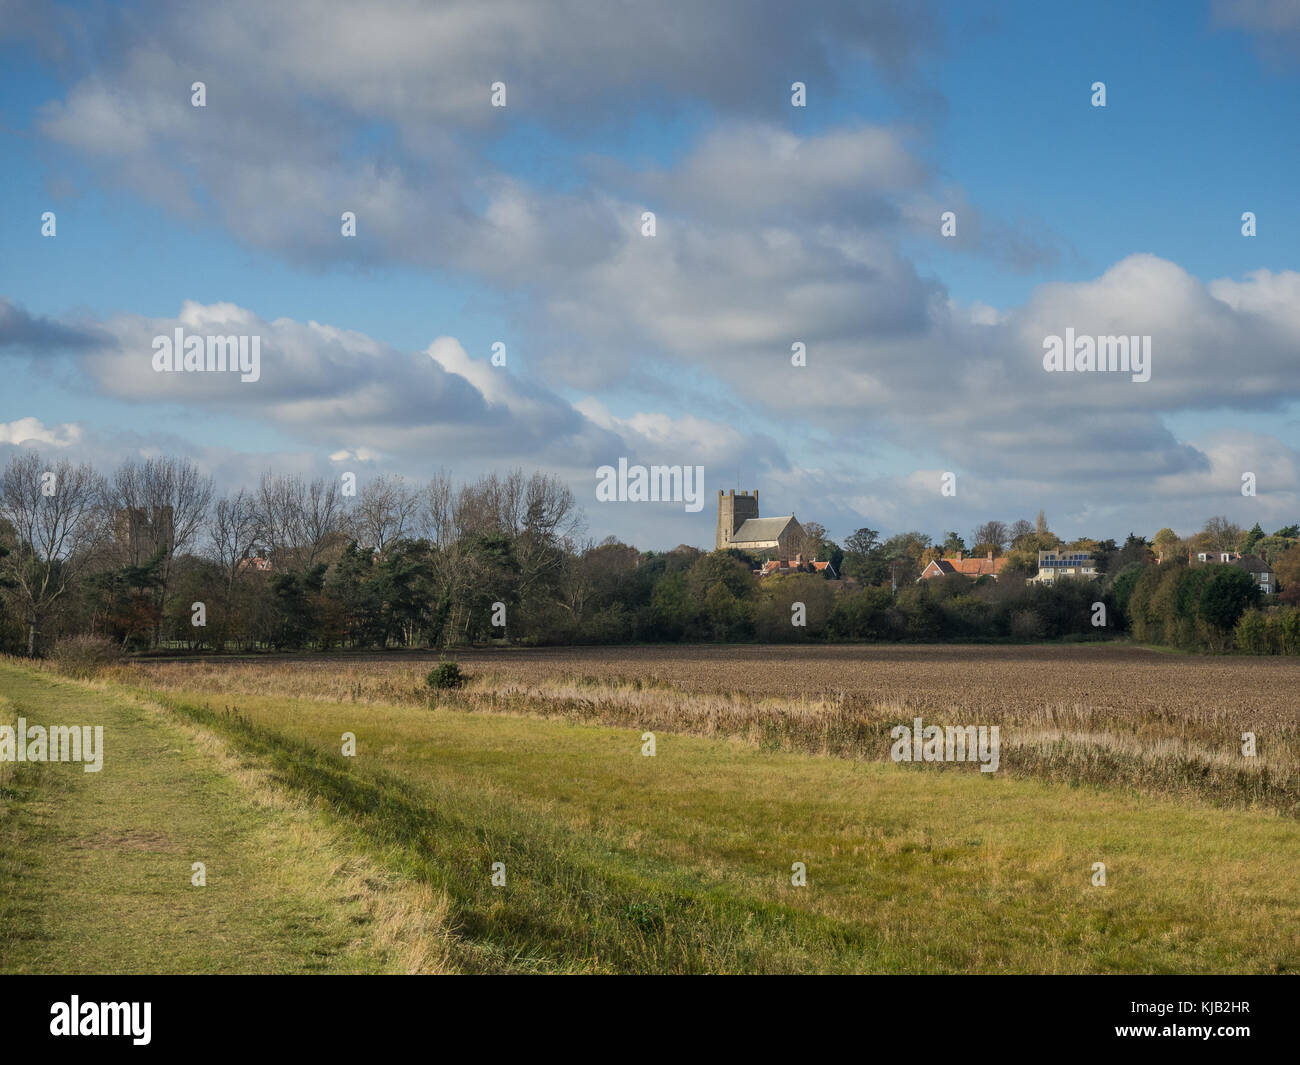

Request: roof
left=731, top=515, right=798, bottom=544
left=941, top=555, right=1005, bottom=577
left=921, top=556, right=1006, bottom=578
left=757, top=558, right=837, bottom=577
left=1233, top=555, right=1273, bottom=574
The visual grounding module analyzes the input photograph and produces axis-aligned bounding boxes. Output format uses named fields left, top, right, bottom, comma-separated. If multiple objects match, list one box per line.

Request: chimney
left=987, top=550, right=994, bottom=560
left=955, top=551, right=963, bottom=561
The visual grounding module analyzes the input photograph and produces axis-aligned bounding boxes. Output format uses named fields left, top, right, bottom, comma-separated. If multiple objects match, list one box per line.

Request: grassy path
left=3, top=659, right=1299, bottom=973
left=0, top=663, right=452, bottom=973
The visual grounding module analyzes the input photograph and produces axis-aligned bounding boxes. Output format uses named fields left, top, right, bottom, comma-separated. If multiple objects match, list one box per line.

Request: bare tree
left=516, top=471, right=583, bottom=597
left=972, top=520, right=1010, bottom=552
left=209, top=488, right=260, bottom=591
left=254, top=473, right=345, bottom=570
left=348, top=474, right=420, bottom=556
left=1009, top=519, right=1034, bottom=545
left=301, top=476, right=346, bottom=567
left=0, top=452, right=108, bottom=654
left=1203, top=516, right=1244, bottom=554
left=110, top=457, right=213, bottom=644
left=254, top=472, right=306, bottom=565
left=416, top=470, right=455, bottom=547
left=205, top=488, right=261, bottom=648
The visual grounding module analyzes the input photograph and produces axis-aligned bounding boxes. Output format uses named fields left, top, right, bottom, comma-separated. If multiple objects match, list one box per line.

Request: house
left=715, top=489, right=805, bottom=559
left=756, top=555, right=838, bottom=579
left=1028, top=550, right=1099, bottom=585
left=1185, top=552, right=1275, bottom=595
left=1231, top=555, right=1276, bottom=595
left=918, top=550, right=1006, bottom=581
left=236, top=551, right=273, bottom=574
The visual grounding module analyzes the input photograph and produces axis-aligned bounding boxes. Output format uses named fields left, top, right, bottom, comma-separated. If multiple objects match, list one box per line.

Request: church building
left=715, top=489, right=804, bottom=558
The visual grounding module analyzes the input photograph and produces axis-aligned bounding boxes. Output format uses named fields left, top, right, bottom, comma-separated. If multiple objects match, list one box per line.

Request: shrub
left=1233, top=609, right=1272, bottom=654
left=1268, top=608, right=1300, bottom=655
left=1009, top=609, right=1045, bottom=640
left=426, top=662, right=467, bottom=690
left=47, top=634, right=124, bottom=679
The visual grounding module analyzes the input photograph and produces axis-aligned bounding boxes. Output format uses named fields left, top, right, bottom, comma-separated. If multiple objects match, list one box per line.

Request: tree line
left=1, top=452, right=1297, bottom=656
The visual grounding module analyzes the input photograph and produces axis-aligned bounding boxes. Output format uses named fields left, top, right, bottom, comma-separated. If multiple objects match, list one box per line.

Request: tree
left=1008, top=520, right=1033, bottom=546
left=794, top=521, right=827, bottom=561
left=207, top=488, right=260, bottom=646
left=941, top=531, right=967, bottom=555
left=0, top=453, right=108, bottom=655
left=1197, top=566, right=1261, bottom=646
left=843, top=527, right=880, bottom=557
left=1240, top=522, right=1265, bottom=555
left=1202, top=516, right=1243, bottom=555
left=1106, top=534, right=1151, bottom=577
left=972, top=521, right=1010, bottom=552
left=841, top=527, right=883, bottom=584
left=1152, top=527, right=1181, bottom=560
left=255, top=473, right=345, bottom=572
left=109, top=456, right=213, bottom=646
left=880, top=531, right=931, bottom=586
left=1273, top=543, right=1300, bottom=601
left=349, top=474, right=420, bottom=557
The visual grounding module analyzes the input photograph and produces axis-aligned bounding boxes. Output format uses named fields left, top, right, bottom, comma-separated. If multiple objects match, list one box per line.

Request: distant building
left=919, top=551, right=1006, bottom=581
left=237, top=551, right=273, bottom=574
left=1028, top=549, right=1099, bottom=585
left=1185, top=551, right=1275, bottom=595
left=113, top=506, right=174, bottom=563
left=1231, top=555, right=1275, bottom=595
left=756, top=555, right=837, bottom=579
left=715, top=489, right=805, bottom=559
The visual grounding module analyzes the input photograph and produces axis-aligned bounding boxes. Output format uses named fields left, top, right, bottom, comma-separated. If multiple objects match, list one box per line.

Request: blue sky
left=1, top=0, right=1298, bottom=548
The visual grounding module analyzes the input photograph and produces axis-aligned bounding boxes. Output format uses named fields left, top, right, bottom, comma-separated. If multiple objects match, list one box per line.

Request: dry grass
left=116, top=644, right=1300, bottom=816
left=138, top=692, right=458, bottom=974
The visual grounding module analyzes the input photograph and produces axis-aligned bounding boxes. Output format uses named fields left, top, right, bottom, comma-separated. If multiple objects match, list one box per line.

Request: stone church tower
left=716, top=489, right=759, bottom=550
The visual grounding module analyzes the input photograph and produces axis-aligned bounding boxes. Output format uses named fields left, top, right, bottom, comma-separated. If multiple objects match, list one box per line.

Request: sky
left=1, top=0, right=1298, bottom=550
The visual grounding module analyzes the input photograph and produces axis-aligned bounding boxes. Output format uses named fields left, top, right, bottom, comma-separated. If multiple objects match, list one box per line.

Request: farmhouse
left=919, top=551, right=1006, bottom=581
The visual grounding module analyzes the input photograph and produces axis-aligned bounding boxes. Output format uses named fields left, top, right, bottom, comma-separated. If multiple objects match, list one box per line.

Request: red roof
left=923, top=554, right=1005, bottom=578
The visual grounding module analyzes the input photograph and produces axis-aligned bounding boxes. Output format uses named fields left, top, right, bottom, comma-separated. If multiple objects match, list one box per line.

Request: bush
left=47, top=634, right=124, bottom=679
left=1233, top=609, right=1272, bottom=654
left=1271, top=608, right=1300, bottom=655
left=1009, top=609, right=1045, bottom=640
left=426, top=661, right=467, bottom=690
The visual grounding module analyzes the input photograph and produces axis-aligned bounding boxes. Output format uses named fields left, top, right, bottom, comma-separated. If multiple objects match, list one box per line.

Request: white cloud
left=0, top=417, right=83, bottom=447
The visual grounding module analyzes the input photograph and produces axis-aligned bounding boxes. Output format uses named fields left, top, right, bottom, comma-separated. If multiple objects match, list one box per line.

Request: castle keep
left=715, top=489, right=803, bottom=557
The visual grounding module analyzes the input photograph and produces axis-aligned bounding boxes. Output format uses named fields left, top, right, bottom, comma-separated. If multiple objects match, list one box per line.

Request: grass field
left=2, top=645, right=1298, bottom=973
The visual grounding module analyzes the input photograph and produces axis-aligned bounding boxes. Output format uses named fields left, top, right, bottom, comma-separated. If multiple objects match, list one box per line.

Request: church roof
left=731, top=516, right=798, bottom=544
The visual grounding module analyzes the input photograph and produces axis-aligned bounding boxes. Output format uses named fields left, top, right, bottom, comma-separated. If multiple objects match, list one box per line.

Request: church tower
left=716, top=489, right=759, bottom=550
